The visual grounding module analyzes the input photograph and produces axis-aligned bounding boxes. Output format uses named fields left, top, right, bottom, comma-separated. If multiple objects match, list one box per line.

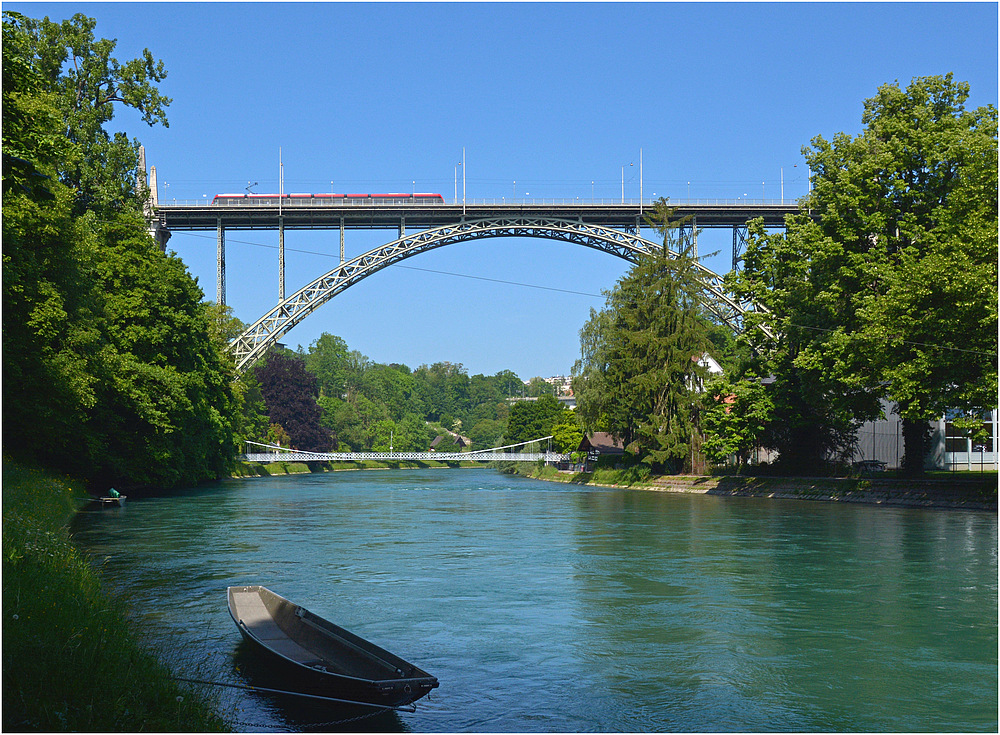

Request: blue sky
left=10, top=2, right=998, bottom=379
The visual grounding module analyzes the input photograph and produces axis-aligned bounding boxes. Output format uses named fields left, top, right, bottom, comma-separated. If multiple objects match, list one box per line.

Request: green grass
left=2, top=459, right=226, bottom=731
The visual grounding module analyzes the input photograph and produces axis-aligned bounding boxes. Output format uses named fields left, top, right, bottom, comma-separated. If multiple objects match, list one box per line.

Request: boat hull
left=227, top=585, right=438, bottom=708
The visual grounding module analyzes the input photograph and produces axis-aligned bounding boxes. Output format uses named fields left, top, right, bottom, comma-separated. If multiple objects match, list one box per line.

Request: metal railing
left=157, top=197, right=798, bottom=208
left=240, top=451, right=569, bottom=463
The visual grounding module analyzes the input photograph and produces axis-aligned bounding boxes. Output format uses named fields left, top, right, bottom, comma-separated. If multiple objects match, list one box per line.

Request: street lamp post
left=621, top=161, right=633, bottom=204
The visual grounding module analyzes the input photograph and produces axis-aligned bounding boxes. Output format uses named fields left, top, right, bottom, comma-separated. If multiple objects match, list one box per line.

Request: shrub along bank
left=2, top=459, right=225, bottom=731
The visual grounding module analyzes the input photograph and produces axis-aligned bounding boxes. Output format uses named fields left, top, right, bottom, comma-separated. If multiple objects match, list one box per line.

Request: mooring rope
left=170, top=675, right=417, bottom=713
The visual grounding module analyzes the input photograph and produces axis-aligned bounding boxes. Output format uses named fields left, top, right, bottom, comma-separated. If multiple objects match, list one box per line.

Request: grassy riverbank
left=2, top=459, right=226, bottom=731
left=519, top=464, right=998, bottom=511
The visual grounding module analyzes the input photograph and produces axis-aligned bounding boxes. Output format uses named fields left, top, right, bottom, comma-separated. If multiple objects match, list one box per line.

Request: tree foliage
left=4, top=11, right=170, bottom=214
left=573, top=201, right=713, bottom=472
left=253, top=351, right=332, bottom=453
left=504, top=396, right=577, bottom=451
left=3, top=11, right=236, bottom=489
left=729, top=74, right=997, bottom=474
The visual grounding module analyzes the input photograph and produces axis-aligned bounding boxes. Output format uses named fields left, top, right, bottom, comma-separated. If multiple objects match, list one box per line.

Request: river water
left=72, top=469, right=997, bottom=732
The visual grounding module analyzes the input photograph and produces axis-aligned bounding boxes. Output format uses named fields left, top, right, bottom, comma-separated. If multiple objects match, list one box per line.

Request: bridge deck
left=157, top=201, right=798, bottom=231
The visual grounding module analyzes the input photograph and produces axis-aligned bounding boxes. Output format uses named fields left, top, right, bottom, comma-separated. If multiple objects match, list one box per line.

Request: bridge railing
left=240, top=451, right=570, bottom=463
left=157, top=198, right=797, bottom=208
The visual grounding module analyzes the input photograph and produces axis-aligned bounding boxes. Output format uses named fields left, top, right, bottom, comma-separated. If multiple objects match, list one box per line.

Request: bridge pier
left=278, top=216, right=285, bottom=301
left=732, top=224, right=749, bottom=270
left=217, top=218, right=226, bottom=306
left=340, top=217, right=345, bottom=262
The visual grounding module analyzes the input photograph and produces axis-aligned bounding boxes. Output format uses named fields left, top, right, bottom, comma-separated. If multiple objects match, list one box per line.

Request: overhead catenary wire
left=168, top=231, right=993, bottom=358
left=170, top=230, right=606, bottom=298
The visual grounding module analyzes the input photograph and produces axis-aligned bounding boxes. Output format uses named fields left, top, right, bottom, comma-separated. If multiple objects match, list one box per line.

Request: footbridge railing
left=238, top=437, right=570, bottom=464
left=241, top=451, right=568, bottom=463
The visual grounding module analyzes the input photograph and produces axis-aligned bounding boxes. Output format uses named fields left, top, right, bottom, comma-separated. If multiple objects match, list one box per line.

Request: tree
left=305, top=332, right=350, bottom=398
left=4, top=11, right=170, bottom=214
left=505, top=395, right=576, bottom=449
left=727, top=219, right=871, bottom=472
left=730, top=74, right=997, bottom=474
left=412, top=362, right=470, bottom=422
left=3, top=11, right=238, bottom=488
left=574, top=201, right=713, bottom=473
left=551, top=417, right=584, bottom=454
left=525, top=377, right=555, bottom=397
left=84, top=212, right=238, bottom=487
left=254, top=351, right=332, bottom=453
left=701, top=376, right=774, bottom=468
left=358, top=364, right=415, bottom=421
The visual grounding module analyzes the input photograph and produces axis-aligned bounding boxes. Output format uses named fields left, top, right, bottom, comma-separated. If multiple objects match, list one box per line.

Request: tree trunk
left=900, top=417, right=931, bottom=476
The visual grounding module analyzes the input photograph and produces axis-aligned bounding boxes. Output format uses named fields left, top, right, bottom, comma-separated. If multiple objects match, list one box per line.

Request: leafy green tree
left=701, top=376, right=774, bottom=468
left=551, top=416, right=583, bottom=454
left=731, top=74, right=997, bottom=474
left=525, top=377, right=555, bottom=397
left=412, top=362, right=470, bottom=422
left=358, top=364, right=415, bottom=421
left=85, top=212, right=238, bottom=487
left=305, top=332, right=350, bottom=398
left=574, top=201, right=713, bottom=473
left=504, top=395, right=574, bottom=449
left=4, top=12, right=237, bottom=488
left=468, top=418, right=505, bottom=450
left=4, top=11, right=170, bottom=214
left=318, top=395, right=365, bottom=451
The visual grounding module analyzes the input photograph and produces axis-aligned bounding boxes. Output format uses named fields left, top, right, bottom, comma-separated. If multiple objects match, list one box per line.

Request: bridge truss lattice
left=228, top=216, right=771, bottom=374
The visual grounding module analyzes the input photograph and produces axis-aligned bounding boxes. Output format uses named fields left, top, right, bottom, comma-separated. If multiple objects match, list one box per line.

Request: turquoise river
left=72, top=468, right=998, bottom=732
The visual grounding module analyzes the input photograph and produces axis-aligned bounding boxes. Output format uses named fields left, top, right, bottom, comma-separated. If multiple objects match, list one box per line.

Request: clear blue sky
left=10, top=2, right=998, bottom=379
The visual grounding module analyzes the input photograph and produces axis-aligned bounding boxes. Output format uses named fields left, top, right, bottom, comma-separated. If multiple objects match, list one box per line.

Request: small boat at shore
left=227, top=585, right=439, bottom=708
left=92, top=495, right=126, bottom=507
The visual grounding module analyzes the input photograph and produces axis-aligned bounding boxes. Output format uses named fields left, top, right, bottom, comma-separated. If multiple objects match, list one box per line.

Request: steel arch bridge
left=227, top=215, right=770, bottom=374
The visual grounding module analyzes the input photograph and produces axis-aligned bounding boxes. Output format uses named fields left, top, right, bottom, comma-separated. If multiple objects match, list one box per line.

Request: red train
left=211, top=193, right=445, bottom=205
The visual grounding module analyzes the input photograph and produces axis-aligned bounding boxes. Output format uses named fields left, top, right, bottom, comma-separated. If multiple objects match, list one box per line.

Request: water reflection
left=229, top=640, right=407, bottom=733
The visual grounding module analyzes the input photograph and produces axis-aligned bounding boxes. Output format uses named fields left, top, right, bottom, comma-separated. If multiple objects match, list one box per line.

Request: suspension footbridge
left=239, top=437, right=571, bottom=464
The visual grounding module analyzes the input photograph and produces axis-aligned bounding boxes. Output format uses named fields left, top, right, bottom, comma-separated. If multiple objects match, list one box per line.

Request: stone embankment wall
left=555, top=472, right=997, bottom=512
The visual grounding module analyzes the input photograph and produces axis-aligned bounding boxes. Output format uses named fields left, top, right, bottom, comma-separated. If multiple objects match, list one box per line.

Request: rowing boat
left=227, top=585, right=439, bottom=707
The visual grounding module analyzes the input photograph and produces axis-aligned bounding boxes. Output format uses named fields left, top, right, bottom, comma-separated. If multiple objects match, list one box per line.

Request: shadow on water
left=230, top=640, right=408, bottom=732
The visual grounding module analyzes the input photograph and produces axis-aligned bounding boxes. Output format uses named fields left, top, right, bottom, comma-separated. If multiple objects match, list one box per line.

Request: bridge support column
left=340, top=217, right=345, bottom=262
left=148, top=218, right=171, bottom=253
left=216, top=218, right=226, bottom=306
left=278, top=216, right=285, bottom=301
left=732, top=224, right=748, bottom=271
left=399, top=216, right=405, bottom=240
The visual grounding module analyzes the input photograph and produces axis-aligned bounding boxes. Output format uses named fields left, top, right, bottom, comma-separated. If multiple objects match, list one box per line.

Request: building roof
left=578, top=432, right=625, bottom=454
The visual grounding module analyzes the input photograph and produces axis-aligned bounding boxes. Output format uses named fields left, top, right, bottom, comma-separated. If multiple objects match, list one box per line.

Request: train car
left=211, top=192, right=444, bottom=206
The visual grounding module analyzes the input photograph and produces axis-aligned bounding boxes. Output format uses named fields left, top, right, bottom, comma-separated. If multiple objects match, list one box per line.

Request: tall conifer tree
left=574, top=201, right=713, bottom=473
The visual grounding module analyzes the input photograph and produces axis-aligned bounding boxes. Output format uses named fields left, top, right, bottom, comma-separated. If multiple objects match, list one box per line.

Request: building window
left=945, top=410, right=995, bottom=453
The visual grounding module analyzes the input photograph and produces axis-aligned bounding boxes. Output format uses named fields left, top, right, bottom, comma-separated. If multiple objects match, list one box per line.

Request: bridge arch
left=228, top=216, right=768, bottom=374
